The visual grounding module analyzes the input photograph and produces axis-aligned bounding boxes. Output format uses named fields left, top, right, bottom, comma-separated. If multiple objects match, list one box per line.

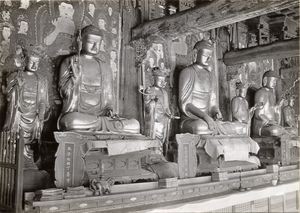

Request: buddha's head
left=26, top=55, right=40, bottom=72
left=262, top=70, right=280, bottom=89
left=58, top=2, right=74, bottom=19
left=81, top=25, right=102, bottom=55
left=236, top=82, right=247, bottom=98
left=25, top=46, right=44, bottom=72
left=194, top=40, right=213, bottom=67
left=153, top=67, right=168, bottom=88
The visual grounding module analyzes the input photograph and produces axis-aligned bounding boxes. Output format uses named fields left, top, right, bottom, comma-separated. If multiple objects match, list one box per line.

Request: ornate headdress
left=25, top=44, right=46, bottom=58
left=81, top=25, right=103, bottom=37
left=235, top=81, right=248, bottom=90
left=193, top=39, right=213, bottom=52
left=152, top=67, right=169, bottom=77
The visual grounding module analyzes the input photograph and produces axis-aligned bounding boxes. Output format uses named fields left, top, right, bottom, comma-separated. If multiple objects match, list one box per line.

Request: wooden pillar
left=120, top=0, right=141, bottom=121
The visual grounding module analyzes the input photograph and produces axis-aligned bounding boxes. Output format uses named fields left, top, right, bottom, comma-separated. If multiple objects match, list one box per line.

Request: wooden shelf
left=131, top=0, right=298, bottom=41
left=223, top=38, right=299, bottom=66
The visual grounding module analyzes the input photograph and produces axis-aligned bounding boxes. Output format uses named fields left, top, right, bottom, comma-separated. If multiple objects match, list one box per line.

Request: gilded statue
left=3, top=46, right=49, bottom=169
left=231, top=82, right=261, bottom=135
left=253, top=71, right=286, bottom=137
left=178, top=39, right=247, bottom=135
left=282, top=95, right=298, bottom=136
left=143, top=67, right=178, bottom=148
left=58, top=25, right=140, bottom=133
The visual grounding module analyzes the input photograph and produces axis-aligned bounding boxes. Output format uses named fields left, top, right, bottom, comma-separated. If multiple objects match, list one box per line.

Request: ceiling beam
left=223, top=38, right=299, bottom=66
left=132, top=0, right=298, bottom=41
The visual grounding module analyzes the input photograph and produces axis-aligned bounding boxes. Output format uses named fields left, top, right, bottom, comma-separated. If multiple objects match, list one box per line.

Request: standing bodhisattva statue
left=4, top=46, right=49, bottom=170
left=231, top=82, right=261, bottom=135
left=178, top=39, right=247, bottom=135
left=58, top=25, right=140, bottom=133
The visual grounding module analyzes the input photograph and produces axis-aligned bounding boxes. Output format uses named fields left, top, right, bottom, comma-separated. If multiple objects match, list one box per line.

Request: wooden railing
left=0, top=131, right=24, bottom=212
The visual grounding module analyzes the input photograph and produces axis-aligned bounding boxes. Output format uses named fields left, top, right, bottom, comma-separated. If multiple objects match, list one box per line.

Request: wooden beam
left=132, top=0, right=298, bottom=41
left=223, top=38, right=299, bottom=66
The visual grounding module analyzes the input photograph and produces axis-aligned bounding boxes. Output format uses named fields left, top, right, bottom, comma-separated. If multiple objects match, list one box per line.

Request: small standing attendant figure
left=282, top=95, right=298, bottom=136
left=3, top=46, right=49, bottom=169
left=143, top=67, right=178, bottom=153
left=231, top=82, right=261, bottom=135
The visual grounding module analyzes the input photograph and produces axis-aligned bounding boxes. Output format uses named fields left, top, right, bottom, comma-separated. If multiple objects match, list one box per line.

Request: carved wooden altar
left=54, top=132, right=160, bottom=188
left=175, top=134, right=260, bottom=179
left=253, top=135, right=300, bottom=166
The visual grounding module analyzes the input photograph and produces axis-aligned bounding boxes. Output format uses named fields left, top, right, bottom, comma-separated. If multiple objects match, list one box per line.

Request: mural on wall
left=0, top=0, right=122, bottom=132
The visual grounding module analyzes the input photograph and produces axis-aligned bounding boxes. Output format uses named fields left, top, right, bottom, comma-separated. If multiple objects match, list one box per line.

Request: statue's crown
left=152, top=67, right=169, bottom=77
left=26, top=44, right=46, bottom=58
left=193, top=39, right=213, bottom=51
left=263, top=70, right=281, bottom=79
left=81, top=25, right=103, bottom=37
left=236, top=81, right=248, bottom=90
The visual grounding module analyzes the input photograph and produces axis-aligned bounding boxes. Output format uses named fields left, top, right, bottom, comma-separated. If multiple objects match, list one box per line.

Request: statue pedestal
left=175, top=134, right=260, bottom=178
left=253, top=135, right=300, bottom=166
left=54, top=132, right=160, bottom=188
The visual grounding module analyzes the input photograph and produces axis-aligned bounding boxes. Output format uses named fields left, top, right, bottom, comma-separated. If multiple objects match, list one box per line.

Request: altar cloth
left=202, top=136, right=260, bottom=162
left=83, top=139, right=161, bottom=156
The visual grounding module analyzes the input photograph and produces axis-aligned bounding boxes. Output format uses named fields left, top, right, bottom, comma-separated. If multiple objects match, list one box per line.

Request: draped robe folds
left=3, top=71, right=49, bottom=144
left=58, top=55, right=122, bottom=132
left=179, top=64, right=247, bottom=135
left=144, top=86, right=171, bottom=145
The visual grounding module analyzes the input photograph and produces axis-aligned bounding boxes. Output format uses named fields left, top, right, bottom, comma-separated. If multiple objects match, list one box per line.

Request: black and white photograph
left=0, top=0, right=299, bottom=212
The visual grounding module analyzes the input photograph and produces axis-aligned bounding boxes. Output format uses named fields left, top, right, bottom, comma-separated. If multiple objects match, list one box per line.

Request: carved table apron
left=54, top=132, right=160, bottom=188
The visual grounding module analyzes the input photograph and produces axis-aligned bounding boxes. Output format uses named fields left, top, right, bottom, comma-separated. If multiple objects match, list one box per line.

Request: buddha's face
left=265, top=77, right=277, bottom=89
left=98, top=18, right=106, bottom=30
left=83, top=34, right=101, bottom=55
left=26, top=56, right=40, bottom=72
left=20, top=0, right=30, bottom=9
left=196, top=48, right=213, bottom=66
left=88, top=4, right=95, bottom=16
left=155, top=76, right=167, bottom=88
left=2, top=27, right=11, bottom=40
left=19, top=21, right=28, bottom=34
left=238, top=88, right=247, bottom=98
left=59, top=2, right=74, bottom=19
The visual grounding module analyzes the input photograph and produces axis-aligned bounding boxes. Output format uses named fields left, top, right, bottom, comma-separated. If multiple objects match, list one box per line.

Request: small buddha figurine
left=58, top=25, right=140, bottom=133
left=253, top=70, right=286, bottom=137
left=231, top=82, right=261, bottom=135
left=143, top=67, right=178, bottom=149
left=3, top=46, right=49, bottom=170
left=179, top=39, right=247, bottom=135
left=282, top=95, right=298, bottom=136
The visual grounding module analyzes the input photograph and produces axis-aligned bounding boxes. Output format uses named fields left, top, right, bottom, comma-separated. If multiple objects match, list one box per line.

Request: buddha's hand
left=214, top=112, right=223, bottom=121
left=205, top=116, right=218, bottom=135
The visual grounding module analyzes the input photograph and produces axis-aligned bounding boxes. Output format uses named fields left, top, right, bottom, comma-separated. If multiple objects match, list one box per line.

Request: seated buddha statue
left=58, top=25, right=140, bottom=133
left=253, top=71, right=286, bottom=137
left=179, top=39, right=247, bottom=135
